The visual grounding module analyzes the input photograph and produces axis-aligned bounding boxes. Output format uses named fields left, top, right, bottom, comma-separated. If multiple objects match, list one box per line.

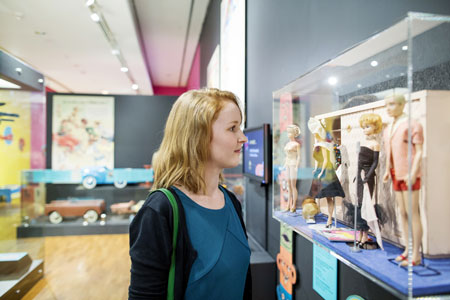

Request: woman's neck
left=203, top=165, right=221, bottom=196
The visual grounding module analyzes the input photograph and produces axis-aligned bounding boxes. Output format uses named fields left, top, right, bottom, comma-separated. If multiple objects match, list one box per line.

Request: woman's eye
left=229, top=126, right=236, bottom=132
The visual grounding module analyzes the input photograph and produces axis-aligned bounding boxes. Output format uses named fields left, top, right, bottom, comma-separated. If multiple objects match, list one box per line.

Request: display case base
left=274, top=210, right=450, bottom=298
left=0, top=259, right=43, bottom=300
left=16, top=215, right=131, bottom=237
left=248, top=234, right=276, bottom=300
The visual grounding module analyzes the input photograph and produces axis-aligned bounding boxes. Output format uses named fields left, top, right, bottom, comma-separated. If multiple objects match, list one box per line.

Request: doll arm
left=409, top=143, right=423, bottom=185
left=383, top=151, right=391, bottom=183
left=312, top=159, right=318, bottom=174
left=318, top=147, right=328, bottom=178
left=363, top=151, right=379, bottom=183
left=296, top=144, right=301, bottom=167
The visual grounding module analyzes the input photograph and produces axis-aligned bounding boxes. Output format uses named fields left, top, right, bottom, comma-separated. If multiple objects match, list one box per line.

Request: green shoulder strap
left=154, top=188, right=179, bottom=300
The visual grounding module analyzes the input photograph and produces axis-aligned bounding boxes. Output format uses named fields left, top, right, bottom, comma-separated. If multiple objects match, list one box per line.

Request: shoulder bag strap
left=155, top=188, right=179, bottom=300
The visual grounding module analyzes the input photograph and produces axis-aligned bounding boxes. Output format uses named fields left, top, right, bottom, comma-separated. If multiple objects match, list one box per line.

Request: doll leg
left=326, top=197, right=334, bottom=226
left=288, top=167, right=298, bottom=212
left=400, top=190, right=423, bottom=265
left=395, top=191, right=409, bottom=260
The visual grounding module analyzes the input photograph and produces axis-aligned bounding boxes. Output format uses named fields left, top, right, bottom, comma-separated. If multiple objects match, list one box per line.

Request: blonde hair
left=359, top=113, right=382, bottom=134
left=287, top=124, right=301, bottom=137
left=152, top=88, right=243, bottom=194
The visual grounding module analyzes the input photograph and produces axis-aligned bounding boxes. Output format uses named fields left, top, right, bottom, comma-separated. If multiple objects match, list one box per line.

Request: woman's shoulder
left=141, top=189, right=176, bottom=216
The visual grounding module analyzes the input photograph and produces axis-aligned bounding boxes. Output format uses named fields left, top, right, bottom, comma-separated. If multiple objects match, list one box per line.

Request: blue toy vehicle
left=81, top=167, right=154, bottom=189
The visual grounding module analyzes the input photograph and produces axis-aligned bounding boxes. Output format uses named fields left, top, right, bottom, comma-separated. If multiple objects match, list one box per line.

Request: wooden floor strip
left=22, top=234, right=130, bottom=300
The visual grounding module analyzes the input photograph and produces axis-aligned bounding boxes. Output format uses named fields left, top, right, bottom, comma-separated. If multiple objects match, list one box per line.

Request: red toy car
left=44, top=199, right=105, bottom=224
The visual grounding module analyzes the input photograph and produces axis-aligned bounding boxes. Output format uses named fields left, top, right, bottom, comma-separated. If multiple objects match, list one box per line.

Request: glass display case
left=272, top=13, right=450, bottom=298
left=17, top=168, right=153, bottom=237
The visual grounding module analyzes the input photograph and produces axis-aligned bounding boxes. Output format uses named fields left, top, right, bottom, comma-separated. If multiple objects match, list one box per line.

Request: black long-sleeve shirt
left=128, top=187, right=252, bottom=299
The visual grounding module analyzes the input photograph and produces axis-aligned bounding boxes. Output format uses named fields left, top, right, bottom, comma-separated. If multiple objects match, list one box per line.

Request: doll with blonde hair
left=382, top=95, right=424, bottom=266
left=353, top=113, right=384, bottom=249
left=307, top=117, right=345, bottom=228
left=284, top=124, right=301, bottom=212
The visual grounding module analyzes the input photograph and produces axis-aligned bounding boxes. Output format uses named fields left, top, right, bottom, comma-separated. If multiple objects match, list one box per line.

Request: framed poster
left=51, top=95, right=114, bottom=170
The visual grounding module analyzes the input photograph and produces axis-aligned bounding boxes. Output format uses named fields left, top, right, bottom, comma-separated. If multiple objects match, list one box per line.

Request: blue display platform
left=273, top=209, right=450, bottom=297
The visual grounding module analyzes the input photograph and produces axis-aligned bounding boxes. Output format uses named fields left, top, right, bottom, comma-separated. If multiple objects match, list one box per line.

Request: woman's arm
left=129, top=198, right=173, bottom=299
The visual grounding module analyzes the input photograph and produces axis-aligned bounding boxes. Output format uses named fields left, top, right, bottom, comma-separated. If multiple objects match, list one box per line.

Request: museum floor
left=23, top=234, right=130, bottom=300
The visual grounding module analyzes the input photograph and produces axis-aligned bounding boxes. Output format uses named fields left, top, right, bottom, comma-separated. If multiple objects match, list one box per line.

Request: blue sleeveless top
left=173, top=186, right=250, bottom=299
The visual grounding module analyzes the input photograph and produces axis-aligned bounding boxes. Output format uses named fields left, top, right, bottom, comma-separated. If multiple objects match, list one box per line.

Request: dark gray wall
left=46, top=93, right=176, bottom=168
left=199, top=0, right=450, bottom=299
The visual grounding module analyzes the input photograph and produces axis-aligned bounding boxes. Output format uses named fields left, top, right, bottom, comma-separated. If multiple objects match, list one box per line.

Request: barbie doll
left=383, top=95, right=424, bottom=266
left=354, top=113, right=383, bottom=248
left=284, top=125, right=301, bottom=212
left=307, top=117, right=345, bottom=228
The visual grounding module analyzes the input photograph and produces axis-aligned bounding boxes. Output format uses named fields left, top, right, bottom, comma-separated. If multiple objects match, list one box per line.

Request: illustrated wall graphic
left=277, top=224, right=297, bottom=299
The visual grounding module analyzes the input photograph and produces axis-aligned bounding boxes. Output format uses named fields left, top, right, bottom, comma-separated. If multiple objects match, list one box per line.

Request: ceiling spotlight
left=327, top=76, right=337, bottom=86
left=101, top=90, right=109, bottom=95
left=85, top=0, right=95, bottom=7
left=90, top=13, right=100, bottom=22
left=385, top=74, right=390, bottom=78
left=38, top=78, right=44, bottom=83
left=131, top=84, right=139, bottom=90
left=120, top=67, right=129, bottom=73
left=370, top=60, right=378, bottom=67
left=111, top=49, right=120, bottom=55
left=15, top=67, right=22, bottom=75
left=402, top=45, right=408, bottom=51
left=357, top=84, right=362, bottom=88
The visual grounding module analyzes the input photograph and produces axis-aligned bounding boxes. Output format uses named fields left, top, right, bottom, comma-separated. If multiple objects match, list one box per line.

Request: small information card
left=313, top=243, right=337, bottom=300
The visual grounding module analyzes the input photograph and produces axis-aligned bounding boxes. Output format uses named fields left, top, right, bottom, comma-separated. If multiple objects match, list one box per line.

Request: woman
left=284, top=124, right=301, bottom=212
left=354, top=113, right=383, bottom=248
left=307, top=117, right=345, bottom=228
left=129, top=88, right=252, bottom=299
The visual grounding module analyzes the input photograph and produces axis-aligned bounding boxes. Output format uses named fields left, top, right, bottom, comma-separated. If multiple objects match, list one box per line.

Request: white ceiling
left=0, top=0, right=210, bottom=95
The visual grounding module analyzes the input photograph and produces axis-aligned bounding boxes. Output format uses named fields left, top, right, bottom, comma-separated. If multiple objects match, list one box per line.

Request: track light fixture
left=86, top=0, right=139, bottom=93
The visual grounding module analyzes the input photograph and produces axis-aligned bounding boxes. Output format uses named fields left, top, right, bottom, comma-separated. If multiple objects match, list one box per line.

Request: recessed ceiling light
left=90, top=13, right=100, bottom=22
left=385, top=74, right=390, bottom=78
left=101, top=90, right=109, bottom=95
left=120, top=67, right=129, bottom=73
left=14, top=12, right=24, bottom=21
left=85, top=0, right=95, bottom=7
left=111, top=49, right=120, bottom=55
left=357, top=84, right=362, bottom=88
left=38, top=78, right=44, bottom=83
left=402, top=45, right=408, bottom=51
left=131, top=84, right=139, bottom=90
left=370, top=60, right=378, bottom=67
left=327, top=76, right=337, bottom=86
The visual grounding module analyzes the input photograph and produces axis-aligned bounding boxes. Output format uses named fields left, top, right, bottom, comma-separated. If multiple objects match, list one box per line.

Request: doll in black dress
left=355, top=113, right=383, bottom=248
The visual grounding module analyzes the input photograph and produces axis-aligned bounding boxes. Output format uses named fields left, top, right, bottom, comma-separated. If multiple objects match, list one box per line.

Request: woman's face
left=208, top=101, right=247, bottom=170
